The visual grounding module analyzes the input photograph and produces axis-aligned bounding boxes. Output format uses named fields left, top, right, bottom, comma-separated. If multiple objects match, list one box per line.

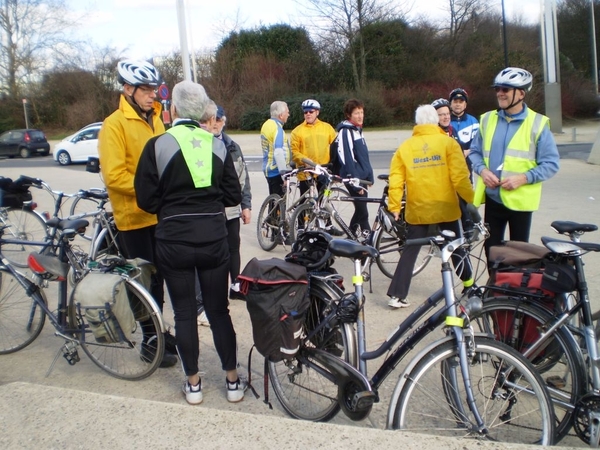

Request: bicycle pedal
left=361, top=272, right=370, bottom=282
left=62, top=345, right=80, bottom=365
left=351, top=390, right=377, bottom=411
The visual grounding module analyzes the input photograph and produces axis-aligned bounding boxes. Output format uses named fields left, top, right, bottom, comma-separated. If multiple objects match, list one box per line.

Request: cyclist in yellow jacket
left=290, top=99, right=336, bottom=195
left=468, top=67, right=560, bottom=261
left=98, top=59, right=177, bottom=367
left=387, top=104, right=475, bottom=309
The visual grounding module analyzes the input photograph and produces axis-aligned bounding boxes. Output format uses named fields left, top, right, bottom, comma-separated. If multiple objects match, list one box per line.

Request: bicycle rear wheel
left=268, top=290, right=357, bottom=421
left=373, top=227, right=435, bottom=279
left=257, top=194, right=281, bottom=251
left=325, top=187, right=352, bottom=234
left=392, top=337, right=554, bottom=446
left=1, top=207, right=47, bottom=268
left=472, top=296, right=585, bottom=442
left=69, top=195, right=101, bottom=241
left=68, top=277, right=164, bottom=380
left=290, top=202, right=318, bottom=242
left=0, top=268, right=47, bottom=354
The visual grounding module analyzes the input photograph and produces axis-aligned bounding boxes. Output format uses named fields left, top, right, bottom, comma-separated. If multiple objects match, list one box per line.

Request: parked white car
left=53, top=122, right=102, bottom=166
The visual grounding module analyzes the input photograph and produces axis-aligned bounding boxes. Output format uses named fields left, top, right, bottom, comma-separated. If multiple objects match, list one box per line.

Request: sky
left=75, top=0, right=546, bottom=61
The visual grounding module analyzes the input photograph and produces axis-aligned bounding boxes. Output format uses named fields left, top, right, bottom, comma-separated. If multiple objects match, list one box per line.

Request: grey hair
left=172, top=80, right=209, bottom=121
left=270, top=101, right=288, bottom=118
left=200, top=100, right=217, bottom=123
left=415, top=104, right=439, bottom=125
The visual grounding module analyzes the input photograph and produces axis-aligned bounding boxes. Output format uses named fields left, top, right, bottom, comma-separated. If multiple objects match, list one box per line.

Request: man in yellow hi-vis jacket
left=468, top=67, right=560, bottom=262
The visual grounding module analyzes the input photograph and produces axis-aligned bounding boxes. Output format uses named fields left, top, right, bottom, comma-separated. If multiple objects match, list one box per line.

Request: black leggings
left=387, top=220, right=473, bottom=300
left=156, top=239, right=238, bottom=376
left=484, top=196, right=533, bottom=261
left=346, top=183, right=370, bottom=234
left=226, top=217, right=241, bottom=281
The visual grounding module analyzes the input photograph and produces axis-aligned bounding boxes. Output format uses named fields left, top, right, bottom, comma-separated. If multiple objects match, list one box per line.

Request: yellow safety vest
left=473, top=109, right=547, bottom=211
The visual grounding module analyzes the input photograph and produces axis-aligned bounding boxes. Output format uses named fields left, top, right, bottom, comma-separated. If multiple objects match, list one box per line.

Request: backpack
left=329, top=136, right=341, bottom=175
left=0, top=176, right=33, bottom=208
left=238, top=257, right=309, bottom=362
left=72, top=271, right=136, bottom=344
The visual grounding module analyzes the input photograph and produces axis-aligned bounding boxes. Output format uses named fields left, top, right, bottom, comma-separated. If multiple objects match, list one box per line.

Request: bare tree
left=0, top=0, right=83, bottom=99
left=298, top=0, right=412, bottom=90
left=444, top=0, right=484, bottom=48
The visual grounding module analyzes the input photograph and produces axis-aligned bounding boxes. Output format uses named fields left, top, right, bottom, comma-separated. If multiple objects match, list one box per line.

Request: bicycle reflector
left=27, top=253, right=47, bottom=274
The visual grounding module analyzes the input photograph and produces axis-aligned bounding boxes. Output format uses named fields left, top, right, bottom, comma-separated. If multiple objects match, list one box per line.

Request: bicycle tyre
left=373, top=226, right=435, bottom=279
left=392, top=336, right=555, bottom=446
left=0, top=269, right=47, bottom=354
left=257, top=194, right=282, bottom=251
left=268, top=289, right=357, bottom=421
left=290, top=202, right=318, bottom=242
left=1, top=207, right=47, bottom=268
left=68, top=277, right=164, bottom=380
left=472, top=296, right=585, bottom=442
left=89, top=217, right=120, bottom=261
left=69, top=196, right=101, bottom=241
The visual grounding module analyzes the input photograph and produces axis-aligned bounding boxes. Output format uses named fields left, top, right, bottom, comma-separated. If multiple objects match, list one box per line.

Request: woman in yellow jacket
left=386, top=104, right=475, bottom=309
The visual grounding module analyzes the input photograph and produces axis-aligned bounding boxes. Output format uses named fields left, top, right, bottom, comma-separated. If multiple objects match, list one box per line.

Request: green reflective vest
left=474, top=109, right=548, bottom=211
left=167, top=125, right=213, bottom=188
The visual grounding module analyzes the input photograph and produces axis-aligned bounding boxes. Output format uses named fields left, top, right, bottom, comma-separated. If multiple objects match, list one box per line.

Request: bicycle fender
left=308, top=347, right=371, bottom=393
left=125, top=278, right=167, bottom=334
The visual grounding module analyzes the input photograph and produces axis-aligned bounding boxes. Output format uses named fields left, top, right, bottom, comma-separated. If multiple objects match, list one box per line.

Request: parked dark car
left=0, top=129, right=50, bottom=158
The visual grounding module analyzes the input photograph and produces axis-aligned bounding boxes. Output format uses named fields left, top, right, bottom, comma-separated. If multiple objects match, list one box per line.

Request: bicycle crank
left=574, top=393, right=600, bottom=446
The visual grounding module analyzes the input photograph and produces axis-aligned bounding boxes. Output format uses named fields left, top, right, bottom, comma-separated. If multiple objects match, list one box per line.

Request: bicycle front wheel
left=68, top=277, right=164, bottom=380
left=268, top=292, right=357, bottom=421
left=374, top=227, right=435, bottom=279
left=1, top=207, right=47, bottom=268
left=69, top=195, right=101, bottom=241
left=257, top=194, right=281, bottom=251
left=325, top=187, right=352, bottom=234
left=0, top=268, right=47, bottom=354
left=290, top=202, right=318, bottom=242
left=392, top=337, right=554, bottom=446
left=473, top=296, right=585, bottom=442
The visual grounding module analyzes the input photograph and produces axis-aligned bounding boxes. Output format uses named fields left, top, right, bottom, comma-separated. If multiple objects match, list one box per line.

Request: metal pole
left=501, top=0, right=509, bottom=66
left=176, top=0, right=192, bottom=81
left=591, top=0, right=599, bottom=93
left=541, top=0, right=563, bottom=133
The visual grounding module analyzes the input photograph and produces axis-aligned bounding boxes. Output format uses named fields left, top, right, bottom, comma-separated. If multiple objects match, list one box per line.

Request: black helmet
left=432, top=98, right=450, bottom=110
left=285, top=230, right=334, bottom=271
left=449, top=88, right=469, bottom=102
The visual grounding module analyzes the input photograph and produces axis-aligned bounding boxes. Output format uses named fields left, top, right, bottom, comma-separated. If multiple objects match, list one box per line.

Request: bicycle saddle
left=551, top=221, right=597, bottom=235
left=328, top=239, right=378, bottom=260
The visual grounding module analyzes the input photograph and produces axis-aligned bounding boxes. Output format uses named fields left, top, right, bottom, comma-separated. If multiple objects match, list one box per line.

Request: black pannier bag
left=239, top=257, right=309, bottom=362
left=0, top=176, right=33, bottom=208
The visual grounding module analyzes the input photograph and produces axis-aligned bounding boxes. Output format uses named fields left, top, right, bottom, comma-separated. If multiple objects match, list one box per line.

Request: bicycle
left=256, top=167, right=349, bottom=251
left=0, top=175, right=48, bottom=268
left=471, top=220, right=600, bottom=445
left=267, top=218, right=555, bottom=445
left=0, top=215, right=166, bottom=380
left=290, top=160, right=438, bottom=281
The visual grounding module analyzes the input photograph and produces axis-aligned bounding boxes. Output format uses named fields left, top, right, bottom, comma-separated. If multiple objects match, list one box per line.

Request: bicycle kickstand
left=45, top=340, right=81, bottom=377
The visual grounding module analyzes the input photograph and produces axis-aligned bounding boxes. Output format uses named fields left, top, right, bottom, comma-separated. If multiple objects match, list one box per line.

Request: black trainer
left=140, top=336, right=178, bottom=368
left=164, top=331, right=178, bottom=354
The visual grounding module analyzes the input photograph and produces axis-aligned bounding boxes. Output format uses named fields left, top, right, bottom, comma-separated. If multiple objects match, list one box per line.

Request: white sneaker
left=226, top=376, right=248, bottom=403
left=388, top=297, right=410, bottom=309
left=197, top=311, right=210, bottom=327
left=182, top=379, right=203, bottom=405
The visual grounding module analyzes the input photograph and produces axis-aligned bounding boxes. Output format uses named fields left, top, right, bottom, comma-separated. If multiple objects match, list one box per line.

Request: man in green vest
left=468, top=67, right=560, bottom=262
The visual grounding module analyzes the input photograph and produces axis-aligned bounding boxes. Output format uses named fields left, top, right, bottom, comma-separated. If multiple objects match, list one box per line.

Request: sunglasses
left=494, top=87, right=513, bottom=93
left=304, top=110, right=316, bottom=114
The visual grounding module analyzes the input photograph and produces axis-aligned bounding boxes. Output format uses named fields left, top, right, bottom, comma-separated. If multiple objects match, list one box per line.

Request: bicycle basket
left=285, top=230, right=334, bottom=271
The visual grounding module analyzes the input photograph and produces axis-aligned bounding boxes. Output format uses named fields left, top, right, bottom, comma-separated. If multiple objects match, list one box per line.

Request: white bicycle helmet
left=493, top=67, right=533, bottom=92
left=117, top=60, right=161, bottom=86
left=301, top=99, right=321, bottom=111
left=431, top=98, right=450, bottom=110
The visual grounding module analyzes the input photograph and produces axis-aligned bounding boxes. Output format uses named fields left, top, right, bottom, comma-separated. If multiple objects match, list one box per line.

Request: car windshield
left=28, top=130, right=46, bottom=140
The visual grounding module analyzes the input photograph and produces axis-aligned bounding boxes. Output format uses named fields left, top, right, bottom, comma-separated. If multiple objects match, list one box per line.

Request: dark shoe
left=229, top=288, right=246, bottom=301
left=328, top=227, right=344, bottom=236
left=164, top=331, right=178, bottom=354
left=159, top=351, right=178, bottom=368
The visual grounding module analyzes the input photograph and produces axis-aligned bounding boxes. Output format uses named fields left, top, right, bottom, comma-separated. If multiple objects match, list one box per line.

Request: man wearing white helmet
left=468, top=67, right=560, bottom=263
left=290, top=99, right=336, bottom=194
left=98, top=59, right=177, bottom=367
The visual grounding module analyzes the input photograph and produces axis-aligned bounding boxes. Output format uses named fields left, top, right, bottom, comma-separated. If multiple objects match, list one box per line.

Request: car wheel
left=19, top=147, right=30, bottom=158
left=56, top=151, right=71, bottom=166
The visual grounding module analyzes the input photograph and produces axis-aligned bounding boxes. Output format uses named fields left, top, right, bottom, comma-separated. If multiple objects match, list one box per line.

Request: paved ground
left=1, top=124, right=599, bottom=449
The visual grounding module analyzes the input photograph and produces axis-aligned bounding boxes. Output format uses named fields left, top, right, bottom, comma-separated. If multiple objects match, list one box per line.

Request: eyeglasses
left=137, top=85, right=158, bottom=95
left=304, top=110, right=316, bottom=115
left=494, top=87, right=512, bottom=93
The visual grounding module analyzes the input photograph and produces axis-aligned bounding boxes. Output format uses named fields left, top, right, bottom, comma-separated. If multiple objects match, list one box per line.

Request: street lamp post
left=591, top=0, right=599, bottom=94
left=501, top=0, right=509, bottom=66
left=541, top=0, right=562, bottom=133
left=22, top=99, right=29, bottom=129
